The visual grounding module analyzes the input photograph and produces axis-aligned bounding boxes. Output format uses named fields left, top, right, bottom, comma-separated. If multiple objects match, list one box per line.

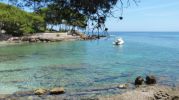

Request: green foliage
left=48, top=0, right=118, bottom=30
left=0, top=3, right=45, bottom=36
left=36, top=6, right=87, bottom=31
left=0, top=0, right=131, bottom=35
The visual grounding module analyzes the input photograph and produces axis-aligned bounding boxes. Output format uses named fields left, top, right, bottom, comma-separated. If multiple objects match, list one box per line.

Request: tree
left=35, top=0, right=139, bottom=33
left=36, top=5, right=88, bottom=32
left=0, top=2, right=45, bottom=36
left=1, top=0, right=139, bottom=35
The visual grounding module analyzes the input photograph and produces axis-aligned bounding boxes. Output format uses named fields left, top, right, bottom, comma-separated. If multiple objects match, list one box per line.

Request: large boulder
left=50, top=87, right=65, bottom=95
left=146, top=75, right=157, bottom=85
left=135, top=76, right=144, bottom=85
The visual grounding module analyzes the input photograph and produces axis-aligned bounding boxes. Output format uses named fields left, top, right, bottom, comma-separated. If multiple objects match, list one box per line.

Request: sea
left=0, top=32, right=179, bottom=97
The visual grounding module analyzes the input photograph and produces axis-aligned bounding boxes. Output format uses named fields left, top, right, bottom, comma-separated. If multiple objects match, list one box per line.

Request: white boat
left=113, top=37, right=124, bottom=45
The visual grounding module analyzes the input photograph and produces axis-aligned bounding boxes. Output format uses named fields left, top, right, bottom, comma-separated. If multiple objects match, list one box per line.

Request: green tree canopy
left=0, top=0, right=138, bottom=35
left=0, top=2, right=45, bottom=36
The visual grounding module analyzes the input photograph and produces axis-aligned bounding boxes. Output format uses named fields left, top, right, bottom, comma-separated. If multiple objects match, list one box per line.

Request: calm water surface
left=0, top=32, right=179, bottom=97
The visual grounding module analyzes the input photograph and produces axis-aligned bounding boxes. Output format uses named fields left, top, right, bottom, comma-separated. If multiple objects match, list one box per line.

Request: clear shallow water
left=0, top=32, right=179, bottom=97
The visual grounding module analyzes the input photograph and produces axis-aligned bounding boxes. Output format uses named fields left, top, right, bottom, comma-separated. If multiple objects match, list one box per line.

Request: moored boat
left=113, top=37, right=124, bottom=45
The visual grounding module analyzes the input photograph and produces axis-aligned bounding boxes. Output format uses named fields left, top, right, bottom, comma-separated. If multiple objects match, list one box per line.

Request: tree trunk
left=50, top=25, right=53, bottom=31
left=0, top=22, right=2, bottom=34
left=59, top=24, right=61, bottom=31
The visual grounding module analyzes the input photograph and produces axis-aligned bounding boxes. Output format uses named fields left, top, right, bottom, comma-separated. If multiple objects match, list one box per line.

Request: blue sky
left=106, top=0, right=179, bottom=32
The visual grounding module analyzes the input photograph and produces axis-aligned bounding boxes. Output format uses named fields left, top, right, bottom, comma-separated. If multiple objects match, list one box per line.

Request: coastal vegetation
left=0, top=3, right=44, bottom=36
left=0, top=0, right=138, bottom=37
left=36, top=6, right=87, bottom=32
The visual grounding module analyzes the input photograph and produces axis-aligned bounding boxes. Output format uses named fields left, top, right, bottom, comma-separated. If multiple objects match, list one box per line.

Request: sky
left=106, top=0, right=179, bottom=32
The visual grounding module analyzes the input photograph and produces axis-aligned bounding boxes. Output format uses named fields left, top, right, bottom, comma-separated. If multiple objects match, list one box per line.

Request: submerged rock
left=50, top=87, right=65, bottom=95
left=34, top=88, right=47, bottom=95
left=13, top=91, right=34, bottom=97
left=146, top=75, right=157, bottom=85
left=135, top=76, right=144, bottom=85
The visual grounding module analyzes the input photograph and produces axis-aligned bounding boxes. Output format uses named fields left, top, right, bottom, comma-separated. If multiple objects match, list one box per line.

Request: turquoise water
left=0, top=32, right=179, bottom=97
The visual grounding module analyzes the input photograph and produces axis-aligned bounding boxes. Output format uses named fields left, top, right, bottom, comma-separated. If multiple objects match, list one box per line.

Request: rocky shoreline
left=1, top=31, right=106, bottom=44
left=0, top=32, right=106, bottom=47
left=0, top=76, right=179, bottom=100
left=100, top=85, right=179, bottom=100
left=0, top=85, right=179, bottom=100
left=7, top=33, right=82, bottom=43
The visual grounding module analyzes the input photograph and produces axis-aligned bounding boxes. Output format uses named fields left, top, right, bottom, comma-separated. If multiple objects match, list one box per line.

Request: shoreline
left=7, top=32, right=82, bottom=43
left=0, top=84, right=179, bottom=100
left=99, top=85, right=179, bottom=100
left=0, top=32, right=106, bottom=45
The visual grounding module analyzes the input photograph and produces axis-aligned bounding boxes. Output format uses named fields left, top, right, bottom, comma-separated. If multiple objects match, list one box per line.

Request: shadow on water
left=0, top=68, right=30, bottom=73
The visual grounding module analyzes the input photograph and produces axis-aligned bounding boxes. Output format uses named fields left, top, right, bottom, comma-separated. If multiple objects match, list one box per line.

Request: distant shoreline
left=0, top=32, right=106, bottom=44
left=0, top=32, right=81, bottom=47
left=6, top=32, right=81, bottom=43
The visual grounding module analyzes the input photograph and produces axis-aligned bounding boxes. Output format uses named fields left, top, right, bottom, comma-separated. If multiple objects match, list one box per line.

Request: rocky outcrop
left=135, top=76, right=144, bottom=85
left=146, top=75, right=157, bottom=85
left=7, top=33, right=81, bottom=43
left=99, top=85, right=179, bottom=100
left=154, top=90, right=170, bottom=99
left=33, top=87, right=65, bottom=95
left=6, top=32, right=106, bottom=43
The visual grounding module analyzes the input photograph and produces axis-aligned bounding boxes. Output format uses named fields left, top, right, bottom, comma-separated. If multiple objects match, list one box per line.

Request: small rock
left=172, top=96, right=179, bottom=100
left=135, top=76, right=144, bottom=85
left=50, top=87, right=65, bottom=95
left=118, top=84, right=128, bottom=89
left=34, top=88, right=47, bottom=95
left=146, top=75, right=156, bottom=85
